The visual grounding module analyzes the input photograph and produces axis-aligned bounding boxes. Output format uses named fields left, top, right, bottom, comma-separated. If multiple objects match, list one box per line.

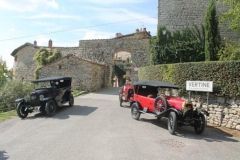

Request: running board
left=139, top=110, right=157, bottom=117
left=139, top=110, right=168, bottom=118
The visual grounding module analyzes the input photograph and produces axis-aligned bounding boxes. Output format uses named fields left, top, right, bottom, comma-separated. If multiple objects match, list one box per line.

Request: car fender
left=130, top=100, right=142, bottom=110
left=15, top=98, right=25, bottom=103
left=15, top=100, right=31, bottom=111
left=42, top=97, right=51, bottom=102
left=197, top=109, right=209, bottom=116
left=166, top=108, right=183, bottom=117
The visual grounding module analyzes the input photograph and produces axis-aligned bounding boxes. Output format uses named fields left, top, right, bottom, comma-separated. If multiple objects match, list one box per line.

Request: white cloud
left=0, top=49, right=14, bottom=69
left=31, top=22, right=55, bottom=27
left=0, top=0, right=58, bottom=12
left=86, top=0, right=147, bottom=4
left=10, top=27, right=15, bottom=32
left=81, top=31, right=113, bottom=40
left=24, top=14, right=81, bottom=20
left=34, top=36, right=50, bottom=46
left=92, top=8, right=157, bottom=25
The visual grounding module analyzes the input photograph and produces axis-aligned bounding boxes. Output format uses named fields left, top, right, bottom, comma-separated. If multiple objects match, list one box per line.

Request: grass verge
left=0, top=110, right=16, bottom=122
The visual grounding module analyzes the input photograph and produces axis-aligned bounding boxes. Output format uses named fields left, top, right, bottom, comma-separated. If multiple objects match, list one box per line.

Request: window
left=15, top=56, right=17, bottom=61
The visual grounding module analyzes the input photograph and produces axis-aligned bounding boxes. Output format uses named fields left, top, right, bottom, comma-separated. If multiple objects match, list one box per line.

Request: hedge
left=138, top=61, right=240, bottom=97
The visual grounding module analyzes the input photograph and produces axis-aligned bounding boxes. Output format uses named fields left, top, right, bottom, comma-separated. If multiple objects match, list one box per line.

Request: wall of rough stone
left=78, top=38, right=150, bottom=83
left=185, top=94, right=240, bottom=131
left=38, top=55, right=107, bottom=91
left=13, top=45, right=39, bottom=81
left=158, top=0, right=240, bottom=41
left=12, top=38, right=150, bottom=88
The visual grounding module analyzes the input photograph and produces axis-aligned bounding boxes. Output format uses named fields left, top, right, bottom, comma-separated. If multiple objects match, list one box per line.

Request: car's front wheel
left=131, top=103, right=141, bottom=120
left=194, top=114, right=206, bottom=134
left=168, top=111, right=177, bottom=135
left=69, top=94, right=74, bottom=107
left=154, top=96, right=168, bottom=116
left=45, top=100, right=56, bottom=117
left=16, top=103, right=28, bottom=119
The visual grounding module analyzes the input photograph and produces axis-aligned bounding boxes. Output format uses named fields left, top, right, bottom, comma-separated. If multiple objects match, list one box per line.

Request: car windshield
left=34, top=81, right=52, bottom=89
left=158, top=87, right=179, bottom=96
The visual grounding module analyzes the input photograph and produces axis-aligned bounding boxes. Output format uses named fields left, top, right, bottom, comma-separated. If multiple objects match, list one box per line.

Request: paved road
left=0, top=87, right=240, bottom=160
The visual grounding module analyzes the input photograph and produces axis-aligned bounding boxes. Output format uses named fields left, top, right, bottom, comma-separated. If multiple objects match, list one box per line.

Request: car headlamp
left=39, top=95, right=44, bottom=101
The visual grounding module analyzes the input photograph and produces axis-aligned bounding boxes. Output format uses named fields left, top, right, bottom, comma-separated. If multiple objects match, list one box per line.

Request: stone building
left=10, top=28, right=151, bottom=89
left=38, top=54, right=108, bottom=91
left=158, top=0, right=240, bottom=40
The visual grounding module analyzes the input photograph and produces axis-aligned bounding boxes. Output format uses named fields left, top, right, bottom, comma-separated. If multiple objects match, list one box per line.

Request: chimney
left=48, top=39, right=52, bottom=49
left=136, top=28, right=139, bottom=33
left=34, top=41, right=37, bottom=46
left=143, top=28, right=146, bottom=32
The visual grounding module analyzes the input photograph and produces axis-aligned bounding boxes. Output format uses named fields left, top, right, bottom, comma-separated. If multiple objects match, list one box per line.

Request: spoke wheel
left=16, top=103, right=28, bottom=119
left=131, top=103, right=141, bottom=120
left=168, top=111, right=177, bottom=135
left=69, top=94, right=74, bottom=107
left=194, top=114, right=206, bottom=134
left=45, top=100, right=56, bottom=117
left=154, top=96, right=167, bottom=116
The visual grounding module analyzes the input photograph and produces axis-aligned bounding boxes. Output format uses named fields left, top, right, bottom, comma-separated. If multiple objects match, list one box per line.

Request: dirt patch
left=207, top=123, right=240, bottom=139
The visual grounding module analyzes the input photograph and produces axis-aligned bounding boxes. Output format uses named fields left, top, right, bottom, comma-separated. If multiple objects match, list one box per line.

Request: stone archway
left=78, top=37, right=150, bottom=87
left=113, top=51, right=132, bottom=87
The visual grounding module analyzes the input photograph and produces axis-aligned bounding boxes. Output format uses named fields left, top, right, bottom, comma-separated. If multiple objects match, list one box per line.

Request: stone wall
left=12, top=45, right=39, bottom=81
left=186, top=94, right=240, bottom=131
left=158, top=0, right=240, bottom=41
left=38, top=55, right=107, bottom=91
left=12, top=37, right=150, bottom=88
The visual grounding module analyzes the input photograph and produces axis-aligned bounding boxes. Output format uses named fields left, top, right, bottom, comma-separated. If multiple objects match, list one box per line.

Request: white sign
left=186, top=81, right=213, bottom=92
left=133, top=67, right=138, bottom=72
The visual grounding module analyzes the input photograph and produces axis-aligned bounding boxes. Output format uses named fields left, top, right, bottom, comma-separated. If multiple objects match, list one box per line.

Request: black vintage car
left=15, top=76, right=74, bottom=119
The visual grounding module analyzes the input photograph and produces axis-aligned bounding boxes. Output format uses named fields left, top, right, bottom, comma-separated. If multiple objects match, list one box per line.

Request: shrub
left=149, top=26, right=205, bottom=65
left=0, top=81, right=34, bottom=112
left=218, top=40, right=240, bottom=61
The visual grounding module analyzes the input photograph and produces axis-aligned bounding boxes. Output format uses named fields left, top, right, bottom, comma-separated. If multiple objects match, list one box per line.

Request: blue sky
left=0, top=0, right=158, bottom=69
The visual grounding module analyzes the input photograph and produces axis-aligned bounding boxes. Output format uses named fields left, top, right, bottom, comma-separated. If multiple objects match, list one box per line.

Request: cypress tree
left=204, top=0, right=221, bottom=61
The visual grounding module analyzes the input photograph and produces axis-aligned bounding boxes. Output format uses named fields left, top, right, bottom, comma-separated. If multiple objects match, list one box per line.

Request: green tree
left=149, top=26, right=167, bottom=65
left=33, top=48, right=62, bottom=79
left=219, top=0, right=240, bottom=31
left=204, top=0, right=221, bottom=61
left=218, top=40, right=240, bottom=61
left=0, top=59, right=12, bottom=87
left=149, top=26, right=205, bottom=65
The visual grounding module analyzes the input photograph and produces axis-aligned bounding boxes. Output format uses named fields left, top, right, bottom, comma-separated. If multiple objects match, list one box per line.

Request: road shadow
left=25, top=105, right=98, bottom=120
left=0, top=150, right=9, bottom=160
left=89, top=87, right=120, bottom=96
left=140, top=118, right=239, bottom=143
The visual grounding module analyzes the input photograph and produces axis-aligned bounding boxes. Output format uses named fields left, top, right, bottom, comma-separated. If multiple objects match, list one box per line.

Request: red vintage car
left=119, top=83, right=134, bottom=107
left=130, top=80, right=209, bottom=135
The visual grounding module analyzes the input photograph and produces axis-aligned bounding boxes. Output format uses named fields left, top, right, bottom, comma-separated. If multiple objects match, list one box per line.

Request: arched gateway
left=11, top=28, right=151, bottom=91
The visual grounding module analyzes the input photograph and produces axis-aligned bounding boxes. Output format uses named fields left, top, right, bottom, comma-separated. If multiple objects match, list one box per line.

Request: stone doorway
left=113, top=51, right=132, bottom=87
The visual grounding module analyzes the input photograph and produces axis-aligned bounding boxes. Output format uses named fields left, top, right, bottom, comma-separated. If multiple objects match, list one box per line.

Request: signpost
left=186, top=81, right=213, bottom=106
left=133, top=67, right=138, bottom=72
left=186, top=81, right=213, bottom=92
